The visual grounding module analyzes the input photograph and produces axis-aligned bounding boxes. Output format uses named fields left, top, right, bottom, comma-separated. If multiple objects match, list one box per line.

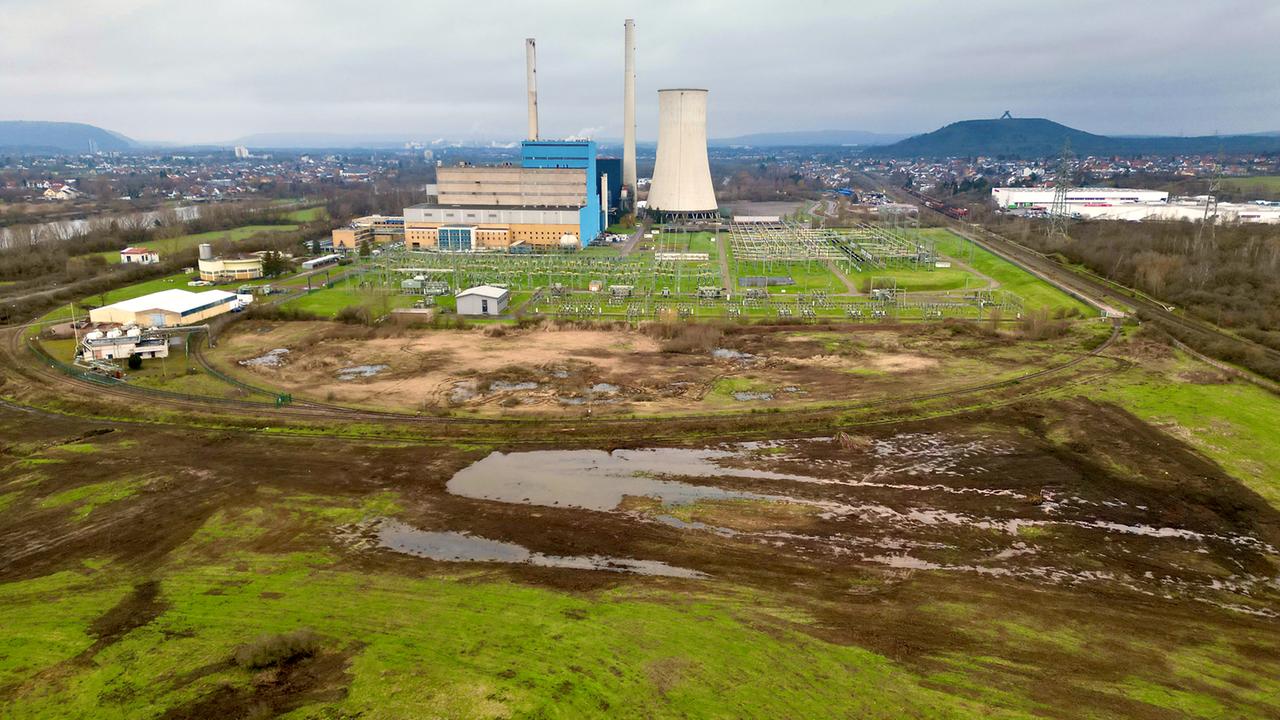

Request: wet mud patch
left=158, top=650, right=352, bottom=720
left=441, top=403, right=1280, bottom=617
left=86, top=580, right=168, bottom=655
left=341, top=518, right=705, bottom=579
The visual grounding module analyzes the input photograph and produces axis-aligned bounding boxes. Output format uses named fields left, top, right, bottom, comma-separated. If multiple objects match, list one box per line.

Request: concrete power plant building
left=647, top=89, right=718, bottom=221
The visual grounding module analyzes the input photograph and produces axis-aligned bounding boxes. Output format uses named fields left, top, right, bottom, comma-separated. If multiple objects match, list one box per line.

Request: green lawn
left=1096, top=354, right=1280, bottom=508
left=283, top=206, right=327, bottom=223
left=732, top=260, right=844, bottom=293
left=924, top=228, right=1093, bottom=314
left=843, top=265, right=982, bottom=293
left=1219, top=176, right=1280, bottom=198
left=94, top=225, right=300, bottom=264
left=282, top=276, right=419, bottom=319
left=0, top=498, right=1045, bottom=719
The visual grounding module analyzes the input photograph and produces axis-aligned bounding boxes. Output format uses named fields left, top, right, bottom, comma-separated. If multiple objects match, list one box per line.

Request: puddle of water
left=240, top=348, right=289, bottom=367
left=590, top=383, right=619, bottom=394
left=732, top=391, right=774, bottom=402
left=375, top=521, right=705, bottom=578
left=712, top=348, right=756, bottom=362
left=450, top=381, right=477, bottom=403
left=447, top=448, right=814, bottom=512
left=337, top=364, right=389, bottom=381
left=489, top=381, right=539, bottom=392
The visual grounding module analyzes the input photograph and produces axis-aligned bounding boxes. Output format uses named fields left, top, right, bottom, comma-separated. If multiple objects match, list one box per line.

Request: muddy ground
left=1, top=388, right=1277, bottom=717
left=204, top=320, right=1092, bottom=415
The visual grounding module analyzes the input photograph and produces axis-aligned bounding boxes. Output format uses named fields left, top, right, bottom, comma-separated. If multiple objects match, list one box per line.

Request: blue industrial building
left=520, top=140, right=607, bottom=246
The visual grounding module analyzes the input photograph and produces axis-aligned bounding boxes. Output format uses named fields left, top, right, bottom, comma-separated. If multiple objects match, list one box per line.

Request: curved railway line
left=0, top=314, right=1124, bottom=440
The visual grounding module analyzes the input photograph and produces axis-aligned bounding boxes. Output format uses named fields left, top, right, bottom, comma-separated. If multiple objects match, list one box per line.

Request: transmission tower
left=1047, top=139, right=1074, bottom=240
left=1196, top=145, right=1222, bottom=250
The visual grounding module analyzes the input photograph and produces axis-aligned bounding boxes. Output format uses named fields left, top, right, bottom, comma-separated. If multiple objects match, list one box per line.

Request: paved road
left=618, top=224, right=646, bottom=256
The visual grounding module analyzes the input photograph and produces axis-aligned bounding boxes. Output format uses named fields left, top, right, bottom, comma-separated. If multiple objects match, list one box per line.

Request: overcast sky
left=2, top=0, right=1278, bottom=144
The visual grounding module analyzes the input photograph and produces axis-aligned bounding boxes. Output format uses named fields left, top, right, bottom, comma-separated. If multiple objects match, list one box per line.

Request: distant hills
left=709, top=129, right=910, bottom=147
left=6, top=118, right=1280, bottom=158
left=866, top=118, right=1280, bottom=159
left=0, top=121, right=136, bottom=153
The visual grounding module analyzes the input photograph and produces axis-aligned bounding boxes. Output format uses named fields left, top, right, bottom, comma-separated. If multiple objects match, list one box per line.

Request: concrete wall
left=436, top=166, right=587, bottom=207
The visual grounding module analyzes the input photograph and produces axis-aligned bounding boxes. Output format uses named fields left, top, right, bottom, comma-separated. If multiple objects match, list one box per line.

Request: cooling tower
left=525, top=38, right=539, bottom=141
left=646, top=89, right=717, bottom=218
left=622, top=19, right=637, bottom=199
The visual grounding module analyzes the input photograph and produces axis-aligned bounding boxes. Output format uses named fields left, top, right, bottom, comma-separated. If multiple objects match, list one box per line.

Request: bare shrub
left=335, top=305, right=371, bottom=326
left=233, top=629, right=321, bottom=669
left=834, top=431, right=872, bottom=451
left=644, top=322, right=724, bottom=353
left=1018, top=308, right=1069, bottom=340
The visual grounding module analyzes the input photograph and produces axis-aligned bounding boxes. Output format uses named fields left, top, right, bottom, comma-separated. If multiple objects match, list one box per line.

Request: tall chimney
left=526, top=38, right=539, bottom=142
left=622, top=19, right=637, bottom=202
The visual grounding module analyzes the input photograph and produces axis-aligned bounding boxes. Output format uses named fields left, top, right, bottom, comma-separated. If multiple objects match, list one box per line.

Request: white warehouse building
left=992, top=187, right=1170, bottom=208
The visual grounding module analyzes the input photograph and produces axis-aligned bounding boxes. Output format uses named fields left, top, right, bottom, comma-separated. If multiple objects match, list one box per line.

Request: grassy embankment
left=923, top=228, right=1094, bottom=315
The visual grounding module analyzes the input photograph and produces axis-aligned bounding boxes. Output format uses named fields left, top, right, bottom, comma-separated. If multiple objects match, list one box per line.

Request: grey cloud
left=1, top=0, right=1277, bottom=143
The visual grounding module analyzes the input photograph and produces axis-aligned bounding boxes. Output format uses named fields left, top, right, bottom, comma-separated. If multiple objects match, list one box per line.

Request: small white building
left=455, top=285, right=510, bottom=316
left=80, top=327, right=170, bottom=361
left=119, top=247, right=160, bottom=265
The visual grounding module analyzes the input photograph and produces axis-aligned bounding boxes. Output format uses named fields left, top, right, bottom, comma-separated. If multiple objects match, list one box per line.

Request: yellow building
left=198, top=255, right=264, bottom=283
left=88, top=289, right=239, bottom=327
left=402, top=166, right=590, bottom=251
left=331, top=214, right=405, bottom=250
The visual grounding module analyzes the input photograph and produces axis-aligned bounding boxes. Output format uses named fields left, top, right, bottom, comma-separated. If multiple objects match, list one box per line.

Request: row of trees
left=995, top=216, right=1280, bottom=352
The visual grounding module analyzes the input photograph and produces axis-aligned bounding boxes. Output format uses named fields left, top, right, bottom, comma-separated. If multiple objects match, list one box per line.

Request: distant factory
left=378, top=18, right=718, bottom=253
left=993, top=187, right=1280, bottom=224
left=404, top=139, right=608, bottom=251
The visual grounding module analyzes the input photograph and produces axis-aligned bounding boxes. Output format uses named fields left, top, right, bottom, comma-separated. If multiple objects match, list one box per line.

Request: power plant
left=646, top=88, right=718, bottom=221
left=377, top=19, right=720, bottom=253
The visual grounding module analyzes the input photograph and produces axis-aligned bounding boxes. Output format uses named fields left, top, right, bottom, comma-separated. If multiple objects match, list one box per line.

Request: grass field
left=843, top=265, right=982, bottom=293
left=282, top=276, right=419, bottom=319
left=1096, top=351, right=1280, bottom=507
left=1219, top=176, right=1280, bottom=198
left=925, top=228, right=1094, bottom=314
left=94, top=225, right=301, bottom=264
left=283, top=206, right=327, bottom=223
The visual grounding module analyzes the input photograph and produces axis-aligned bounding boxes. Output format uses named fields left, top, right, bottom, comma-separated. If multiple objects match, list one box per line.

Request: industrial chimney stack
left=622, top=19, right=637, bottom=205
left=526, top=38, right=539, bottom=141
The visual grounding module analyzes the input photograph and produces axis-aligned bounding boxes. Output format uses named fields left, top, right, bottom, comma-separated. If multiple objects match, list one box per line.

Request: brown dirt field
left=1, top=391, right=1277, bottom=717
left=203, top=321, right=1067, bottom=415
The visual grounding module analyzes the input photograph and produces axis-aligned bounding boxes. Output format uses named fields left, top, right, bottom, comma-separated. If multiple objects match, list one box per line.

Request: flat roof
left=106, top=289, right=236, bottom=314
left=405, top=202, right=583, bottom=211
